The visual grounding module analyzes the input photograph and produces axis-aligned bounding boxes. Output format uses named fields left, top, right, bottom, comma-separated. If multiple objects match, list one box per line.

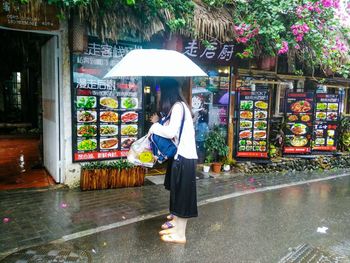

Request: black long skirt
left=164, top=158, right=173, bottom=191
left=169, top=155, right=198, bottom=218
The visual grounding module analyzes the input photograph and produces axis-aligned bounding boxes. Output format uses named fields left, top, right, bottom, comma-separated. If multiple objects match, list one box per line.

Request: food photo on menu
left=77, top=125, right=97, bottom=137
left=290, top=136, right=308, bottom=147
left=121, top=111, right=138, bottom=123
left=121, top=137, right=137, bottom=149
left=290, top=123, right=307, bottom=135
left=100, top=138, right=119, bottom=150
left=77, top=96, right=97, bottom=109
left=290, top=100, right=312, bottom=113
left=121, top=124, right=138, bottom=136
left=254, top=111, right=267, bottom=119
left=240, top=100, right=253, bottom=110
left=100, top=111, right=119, bottom=123
left=100, top=125, right=118, bottom=136
left=121, top=97, right=138, bottom=109
left=77, top=139, right=97, bottom=151
left=77, top=111, right=97, bottom=123
left=100, top=97, right=118, bottom=109
left=255, top=101, right=268, bottom=110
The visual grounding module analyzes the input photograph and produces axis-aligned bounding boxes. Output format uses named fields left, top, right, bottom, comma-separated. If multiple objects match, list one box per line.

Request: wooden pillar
left=227, top=66, right=237, bottom=158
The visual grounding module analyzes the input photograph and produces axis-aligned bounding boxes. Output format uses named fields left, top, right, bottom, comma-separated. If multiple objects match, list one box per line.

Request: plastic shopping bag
left=127, top=135, right=155, bottom=168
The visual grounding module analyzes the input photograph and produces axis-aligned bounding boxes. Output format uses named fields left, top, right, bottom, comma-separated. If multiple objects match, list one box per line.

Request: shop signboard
left=183, top=39, right=235, bottom=65
left=236, top=89, right=270, bottom=158
left=0, top=0, right=59, bottom=31
left=312, top=94, right=340, bottom=152
left=283, top=92, right=314, bottom=154
left=71, top=38, right=143, bottom=162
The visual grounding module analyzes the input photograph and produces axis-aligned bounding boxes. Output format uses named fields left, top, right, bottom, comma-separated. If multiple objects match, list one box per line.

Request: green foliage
left=204, top=155, right=213, bottom=165
left=204, top=126, right=229, bottom=162
left=231, top=0, right=350, bottom=77
left=340, top=117, right=350, bottom=151
left=223, top=157, right=236, bottom=166
left=47, top=0, right=90, bottom=7
left=81, top=160, right=135, bottom=170
left=202, top=0, right=230, bottom=8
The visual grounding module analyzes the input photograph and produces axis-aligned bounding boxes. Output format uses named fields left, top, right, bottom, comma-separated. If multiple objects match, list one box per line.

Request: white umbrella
left=104, top=49, right=207, bottom=78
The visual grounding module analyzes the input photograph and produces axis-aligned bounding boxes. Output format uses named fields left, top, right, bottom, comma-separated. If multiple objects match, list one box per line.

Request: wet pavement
left=2, top=175, right=350, bottom=262
left=1, top=169, right=350, bottom=262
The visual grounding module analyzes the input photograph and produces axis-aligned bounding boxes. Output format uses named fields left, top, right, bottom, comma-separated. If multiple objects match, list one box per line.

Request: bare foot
left=160, top=234, right=186, bottom=244
left=161, top=220, right=176, bottom=230
left=159, top=228, right=175, bottom=236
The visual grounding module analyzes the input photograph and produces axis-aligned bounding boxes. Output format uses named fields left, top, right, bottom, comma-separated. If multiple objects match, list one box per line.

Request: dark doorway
left=0, top=29, right=55, bottom=190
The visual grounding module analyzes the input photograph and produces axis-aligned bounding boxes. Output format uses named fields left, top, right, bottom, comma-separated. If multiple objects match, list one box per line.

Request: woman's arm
left=149, top=103, right=183, bottom=139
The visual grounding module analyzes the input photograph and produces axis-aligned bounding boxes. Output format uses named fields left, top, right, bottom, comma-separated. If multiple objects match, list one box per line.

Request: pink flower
left=278, top=41, right=289, bottom=55
left=302, top=24, right=310, bottom=33
left=242, top=51, right=250, bottom=57
left=321, top=0, right=333, bottom=8
left=239, top=37, right=248, bottom=43
left=295, top=44, right=300, bottom=49
left=333, top=0, right=340, bottom=8
left=3, top=217, right=10, bottom=223
left=296, top=35, right=303, bottom=42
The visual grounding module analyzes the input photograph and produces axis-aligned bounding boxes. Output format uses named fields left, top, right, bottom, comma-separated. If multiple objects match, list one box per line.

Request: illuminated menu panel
left=236, top=90, right=270, bottom=158
left=312, top=94, right=340, bottom=152
left=284, top=92, right=314, bottom=154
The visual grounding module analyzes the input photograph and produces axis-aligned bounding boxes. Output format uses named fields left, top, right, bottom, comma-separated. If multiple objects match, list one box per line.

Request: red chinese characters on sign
left=74, top=150, right=128, bottom=161
left=284, top=147, right=311, bottom=153
left=236, top=152, right=268, bottom=158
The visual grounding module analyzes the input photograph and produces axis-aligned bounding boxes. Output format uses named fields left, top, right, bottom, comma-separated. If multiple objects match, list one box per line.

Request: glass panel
left=192, top=66, right=230, bottom=162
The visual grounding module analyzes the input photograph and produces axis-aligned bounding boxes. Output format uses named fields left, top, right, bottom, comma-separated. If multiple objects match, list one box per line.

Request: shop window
left=192, top=66, right=230, bottom=162
left=274, top=84, right=287, bottom=116
left=3, top=72, right=22, bottom=121
left=7, top=72, right=22, bottom=111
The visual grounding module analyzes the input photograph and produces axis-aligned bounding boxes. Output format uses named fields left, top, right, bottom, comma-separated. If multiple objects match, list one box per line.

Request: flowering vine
left=232, top=0, right=350, bottom=77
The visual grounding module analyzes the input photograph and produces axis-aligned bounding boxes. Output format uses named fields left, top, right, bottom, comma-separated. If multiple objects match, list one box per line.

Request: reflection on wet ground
left=2, top=176, right=350, bottom=262
left=0, top=138, right=55, bottom=190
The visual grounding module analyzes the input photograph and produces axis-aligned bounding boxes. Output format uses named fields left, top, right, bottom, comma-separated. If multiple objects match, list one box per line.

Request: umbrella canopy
left=192, top=87, right=211, bottom=94
left=104, top=49, right=207, bottom=78
left=219, top=91, right=235, bottom=105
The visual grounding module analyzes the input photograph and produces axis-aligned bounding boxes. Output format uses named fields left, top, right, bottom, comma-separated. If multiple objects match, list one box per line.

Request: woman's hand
left=149, top=113, right=159, bottom=124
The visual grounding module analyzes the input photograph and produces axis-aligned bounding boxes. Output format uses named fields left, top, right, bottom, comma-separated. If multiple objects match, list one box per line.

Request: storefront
left=235, top=64, right=349, bottom=160
left=71, top=37, right=143, bottom=162
left=182, top=39, right=235, bottom=162
left=0, top=0, right=67, bottom=189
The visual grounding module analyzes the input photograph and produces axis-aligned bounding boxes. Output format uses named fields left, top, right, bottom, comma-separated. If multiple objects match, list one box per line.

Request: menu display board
left=236, top=90, right=270, bottom=158
left=72, top=39, right=142, bottom=162
left=312, top=94, right=340, bottom=152
left=283, top=92, right=314, bottom=154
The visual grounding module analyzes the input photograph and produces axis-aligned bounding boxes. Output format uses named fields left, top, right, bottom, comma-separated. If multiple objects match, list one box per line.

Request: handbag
left=127, top=135, right=155, bottom=168
left=150, top=103, right=185, bottom=163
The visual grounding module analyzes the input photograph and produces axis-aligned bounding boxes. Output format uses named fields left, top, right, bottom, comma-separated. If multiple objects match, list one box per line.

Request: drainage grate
left=279, top=243, right=349, bottom=263
left=0, top=247, right=92, bottom=263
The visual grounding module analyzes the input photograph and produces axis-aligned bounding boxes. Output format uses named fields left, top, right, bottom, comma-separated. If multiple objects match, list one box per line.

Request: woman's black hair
left=159, top=78, right=187, bottom=115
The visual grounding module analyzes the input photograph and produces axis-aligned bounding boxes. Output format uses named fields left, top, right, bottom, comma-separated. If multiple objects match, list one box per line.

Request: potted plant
left=80, top=160, right=145, bottom=190
left=203, top=155, right=212, bottom=173
left=204, top=126, right=229, bottom=173
left=222, top=157, right=236, bottom=172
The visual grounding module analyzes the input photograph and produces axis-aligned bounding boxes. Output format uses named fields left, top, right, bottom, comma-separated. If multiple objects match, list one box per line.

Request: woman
left=149, top=78, right=198, bottom=244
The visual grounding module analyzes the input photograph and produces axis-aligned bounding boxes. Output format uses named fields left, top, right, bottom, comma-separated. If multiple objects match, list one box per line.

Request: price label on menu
left=236, top=90, right=270, bottom=158
left=312, top=94, right=340, bottom=152
left=283, top=92, right=314, bottom=154
left=72, top=38, right=143, bottom=162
